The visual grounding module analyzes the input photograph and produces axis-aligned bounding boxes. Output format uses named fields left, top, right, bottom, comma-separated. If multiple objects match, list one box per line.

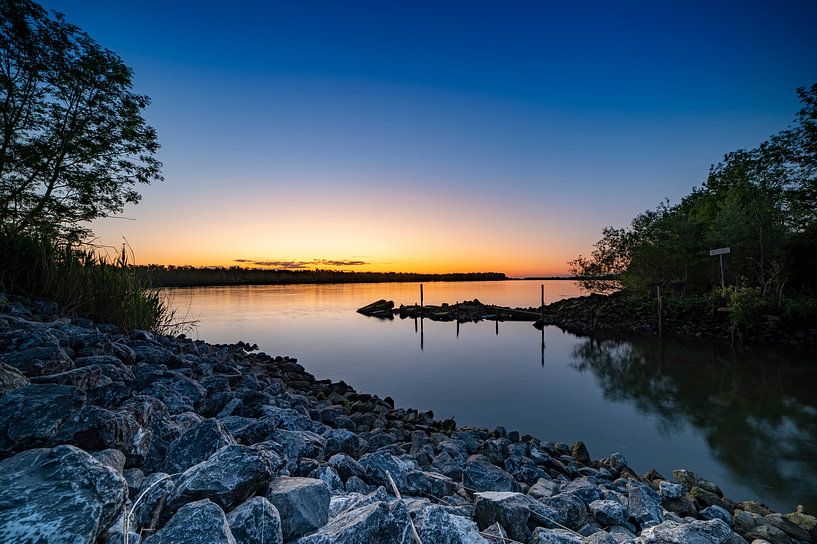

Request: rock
left=673, top=469, right=722, bottom=497
left=328, top=453, right=366, bottom=482
left=0, top=383, right=85, bottom=455
left=700, top=505, right=733, bottom=526
left=538, top=492, right=588, bottom=530
left=0, top=445, right=127, bottom=544
left=744, top=524, right=793, bottom=544
left=91, top=448, right=127, bottom=473
left=163, top=444, right=280, bottom=522
left=628, top=479, right=664, bottom=528
left=309, top=465, right=345, bottom=494
left=528, top=477, right=560, bottom=500
left=640, top=518, right=733, bottom=543
left=784, top=508, right=817, bottom=540
left=128, top=472, right=175, bottom=534
left=690, top=486, right=730, bottom=511
left=413, top=504, right=488, bottom=543
left=734, top=510, right=764, bottom=536
left=659, top=481, right=687, bottom=499
left=590, top=499, right=628, bottom=526
left=474, top=491, right=535, bottom=541
left=0, top=344, right=74, bottom=376
left=30, top=365, right=112, bottom=391
left=359, top=451, right=413, bottom=492
left=227, top=496, right=283, bottom=544
left=404, top=469, right=458, bottom=498
left=52, top=404, right=144, bottom=455
left=0, top=361, right=29, bottom=392
left=143, top=499, right=235, bottom=544
left=481, top=522, right=509, bottom=543
left=763, top=513, right=812, bottom=542
left=529, top=527, right=583, bottom=543
left=585, top=530, right=618, bottom=544
left=463, top=454, right=520, bottom=493
left=294, top=500, right=413, bottom=543
left=272, top=429, right=326, bottom=471
left=561, top=476, right=604, bottom=505
left=571, top=441, right=591, bottom=464
left=323, top=428, right=366, bottom=457
left=163, top=418, right=236, bottom=473
left=266, top=477, right=330, bottom=540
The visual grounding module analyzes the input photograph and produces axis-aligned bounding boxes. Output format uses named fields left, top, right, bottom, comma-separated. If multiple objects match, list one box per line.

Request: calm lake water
left=164, top=279, right=817, bottom=512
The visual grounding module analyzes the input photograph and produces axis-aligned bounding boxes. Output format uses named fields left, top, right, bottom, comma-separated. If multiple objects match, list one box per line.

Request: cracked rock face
left=0, top=445, right=127, bottom=544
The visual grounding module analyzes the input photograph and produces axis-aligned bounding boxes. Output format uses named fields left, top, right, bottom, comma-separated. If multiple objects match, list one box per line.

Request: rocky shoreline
left=1, top=293, right=815, bottom=544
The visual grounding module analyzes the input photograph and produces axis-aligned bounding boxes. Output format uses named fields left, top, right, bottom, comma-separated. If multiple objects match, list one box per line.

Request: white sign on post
left=710, top=247, right=730, bottom=287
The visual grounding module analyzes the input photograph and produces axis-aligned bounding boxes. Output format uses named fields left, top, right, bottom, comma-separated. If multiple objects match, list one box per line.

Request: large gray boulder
left=639, top=518, right=733, bottom=543
left=0, top=445, right=127, bottom=544
left=359, top=451, right=414, bottom=492
left=589, top=499, right=628, bottom=526
left=474, top=491, right=562, bottom=542
left=143, top=499, right=235, bottom=544
left=0, top=343, right=74, bottom=376
left=52, top=404, right=145, bottom=455
left=413, top=504, right=488, bottom=544
left=628, top=479, right=664, bottom=528
left=163, top=418, right=235, bottom=473
left=163, top=444, right=280, bottom=521
left=266, top=477, right=330, bottom=540
left=293, top=500, right=413, bottom=544
left=463, top=455, right=520, bottom=493
left=0, top=384, right=85, bottom=455
left=227, top=496, right=283, bottom=544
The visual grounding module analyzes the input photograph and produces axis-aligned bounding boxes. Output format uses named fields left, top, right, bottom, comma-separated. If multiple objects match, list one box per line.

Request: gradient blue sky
left=47, top=0, right=817, bottom=275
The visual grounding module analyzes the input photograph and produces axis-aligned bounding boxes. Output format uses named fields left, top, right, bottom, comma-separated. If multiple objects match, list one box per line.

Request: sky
left=46, top=0, right=817, bottom=276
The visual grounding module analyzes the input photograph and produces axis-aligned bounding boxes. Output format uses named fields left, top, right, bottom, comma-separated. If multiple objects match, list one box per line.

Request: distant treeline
left=140, top=266, right=507, bottom=287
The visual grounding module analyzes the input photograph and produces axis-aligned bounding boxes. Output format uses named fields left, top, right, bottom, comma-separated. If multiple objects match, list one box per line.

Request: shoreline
left=1, top=293, right=815, bottom=543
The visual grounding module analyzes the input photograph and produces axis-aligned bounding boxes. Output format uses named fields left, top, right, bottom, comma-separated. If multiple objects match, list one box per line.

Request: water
left=164, top=279, right=817, bottom=512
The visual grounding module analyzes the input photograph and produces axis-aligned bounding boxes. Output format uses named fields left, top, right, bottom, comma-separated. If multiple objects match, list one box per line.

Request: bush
left=0, top=231, right=176, bottom=332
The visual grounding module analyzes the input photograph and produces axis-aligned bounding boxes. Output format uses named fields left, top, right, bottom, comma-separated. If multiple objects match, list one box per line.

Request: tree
left=0, top=0, right=161, bottom=241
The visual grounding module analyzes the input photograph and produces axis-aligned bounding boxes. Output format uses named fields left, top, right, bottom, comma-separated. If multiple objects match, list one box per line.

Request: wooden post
left=420, top=284, right=424, bottom=310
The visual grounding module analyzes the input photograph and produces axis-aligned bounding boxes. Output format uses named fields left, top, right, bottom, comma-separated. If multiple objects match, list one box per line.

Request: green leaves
left=0, top=0, right=162, bottom=241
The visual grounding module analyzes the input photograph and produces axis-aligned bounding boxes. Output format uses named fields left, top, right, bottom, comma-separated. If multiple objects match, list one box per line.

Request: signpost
left=709, top=247, right=731, bottom=288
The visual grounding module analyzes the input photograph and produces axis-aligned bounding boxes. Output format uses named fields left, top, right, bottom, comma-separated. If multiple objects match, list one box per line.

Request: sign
left=709, top=247, right=731, bottom=256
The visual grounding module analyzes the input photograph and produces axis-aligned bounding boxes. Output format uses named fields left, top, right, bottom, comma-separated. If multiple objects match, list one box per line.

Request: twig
left=385, top=470, right=423, bottom=544
left=123, top=472, right=179, bottom=544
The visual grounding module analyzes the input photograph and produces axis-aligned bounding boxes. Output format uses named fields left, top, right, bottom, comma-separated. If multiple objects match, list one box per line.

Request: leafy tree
left=0, top=0, right=161, bottom=241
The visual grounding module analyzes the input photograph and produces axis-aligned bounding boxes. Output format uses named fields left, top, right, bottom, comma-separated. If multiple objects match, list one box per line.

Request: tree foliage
left=572, top=83, right=817, bottom=296
left=0, top=0, right=161, bottom=241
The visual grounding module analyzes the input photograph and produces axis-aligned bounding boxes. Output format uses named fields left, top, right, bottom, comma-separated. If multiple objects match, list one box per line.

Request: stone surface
left=293, top=500, right=413, bottom=544
left=227, top=496, right=283, bottom=544
left=163, top=418, right=236, bottom=473
left=590, top=499, right=628, bottom=526
left=163, top=444, right=280, bottom=521
left=266, top=477, right=330, bottom=540
left=0, top=361, right=29, bottom=393
left=529, top=527, right=584, bottom=543
left=628, top=480, right=664, bottom=528
left=0, top=383, right=85, bottom=454
left=463, top=454, right=520, bottom=493
left=413, top=504, right=488, bottom=544
left=0, top=445, right=127, bottom=544
left=143, top=499, right=236, bottom=544
left=640, top=518, right=733, bottom=544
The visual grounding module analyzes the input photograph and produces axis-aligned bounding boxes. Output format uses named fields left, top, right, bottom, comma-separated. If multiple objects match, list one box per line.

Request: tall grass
left=0, top=231, right=180, bottom=333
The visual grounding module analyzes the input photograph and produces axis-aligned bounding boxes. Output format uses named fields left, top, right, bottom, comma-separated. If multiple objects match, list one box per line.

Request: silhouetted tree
left=0, top=0, right=161, bottom=240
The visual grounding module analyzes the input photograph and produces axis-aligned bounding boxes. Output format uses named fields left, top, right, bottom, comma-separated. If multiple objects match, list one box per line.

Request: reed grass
left=0, top=231, right=186, bottom=333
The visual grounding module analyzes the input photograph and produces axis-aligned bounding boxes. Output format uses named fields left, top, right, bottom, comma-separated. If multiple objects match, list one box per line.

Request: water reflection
left=570, top=335, right=817, bottom=511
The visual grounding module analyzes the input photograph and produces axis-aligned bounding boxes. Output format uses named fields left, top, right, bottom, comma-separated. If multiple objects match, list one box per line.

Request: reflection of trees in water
left=571, top=336, right=817, bottom=511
